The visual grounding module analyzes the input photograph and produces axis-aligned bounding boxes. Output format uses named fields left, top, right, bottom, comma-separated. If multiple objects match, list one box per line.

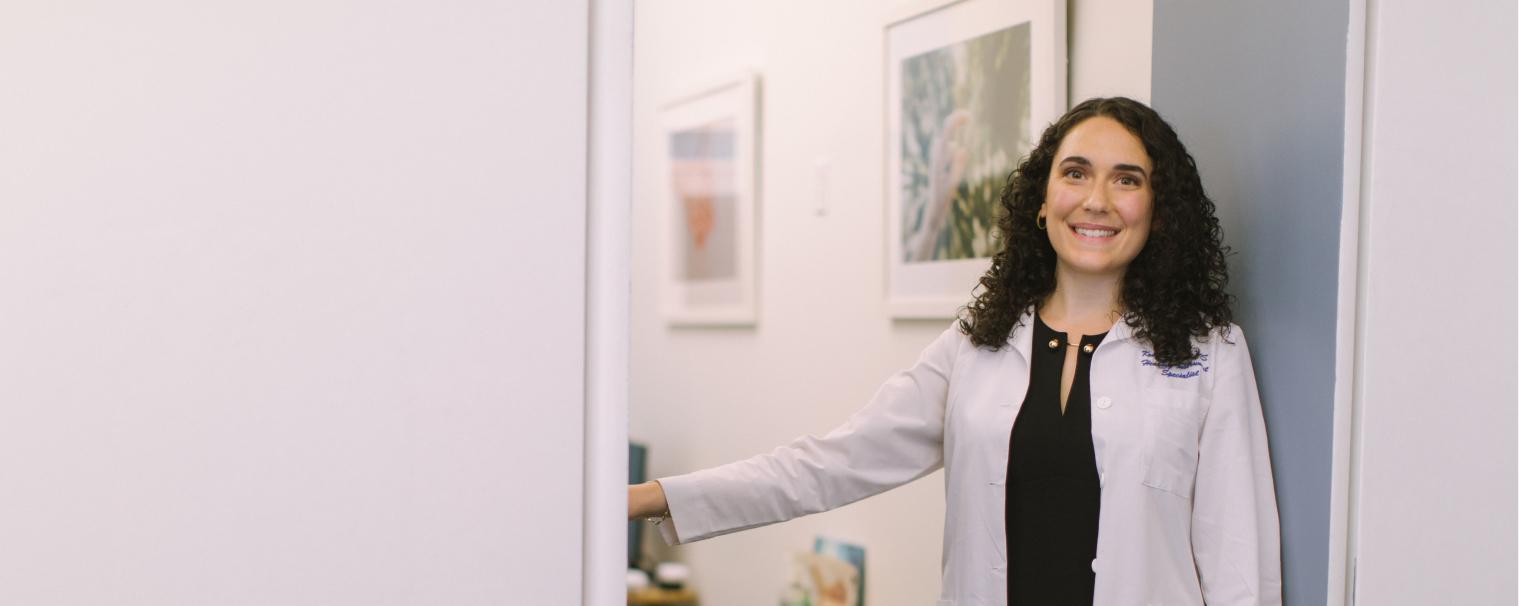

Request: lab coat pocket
left=1141, top=391, right=1205, bottom=499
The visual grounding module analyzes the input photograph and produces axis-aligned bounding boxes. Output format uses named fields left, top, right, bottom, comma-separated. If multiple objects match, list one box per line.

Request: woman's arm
left=627, top=480, right=677, bottom=538
left=628, top=481, right=667, bottom=519
left=1191, top=327, right=1283, bottom=605
left=648, top=324, right=961, bottom=545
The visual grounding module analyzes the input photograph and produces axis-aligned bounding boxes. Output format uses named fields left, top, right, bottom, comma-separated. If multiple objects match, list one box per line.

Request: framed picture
left=782, top=550, right=860, bottom=606
left=813, top=536, right=866, bottom=606
left=885, top=0, right=1066, bottom=318
left=657, top=73, right=760, bottom=326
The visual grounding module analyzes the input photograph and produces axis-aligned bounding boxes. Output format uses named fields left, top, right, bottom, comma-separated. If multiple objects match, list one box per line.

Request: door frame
left=584, top=0, right=633, bottom=603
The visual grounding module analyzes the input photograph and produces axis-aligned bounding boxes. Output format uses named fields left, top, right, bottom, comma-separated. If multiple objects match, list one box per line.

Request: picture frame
left=656, top=72, right=761, bottom=326
left=884, top=0, right=1067, bottom=319
left=813, top=536, right=866, bottom=606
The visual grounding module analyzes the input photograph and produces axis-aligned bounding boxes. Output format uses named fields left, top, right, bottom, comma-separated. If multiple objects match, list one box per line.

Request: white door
left=0, top=1, right=592, bottom=602
left=1347, top=1, right=1517, bottom=603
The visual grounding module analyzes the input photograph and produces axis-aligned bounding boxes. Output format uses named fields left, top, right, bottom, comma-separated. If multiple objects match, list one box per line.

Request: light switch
left=813, top=158, right=831, bottom=217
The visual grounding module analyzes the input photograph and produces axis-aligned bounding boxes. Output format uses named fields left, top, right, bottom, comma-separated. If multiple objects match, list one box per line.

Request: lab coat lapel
left=1009, top=308, right=1035, bottom=363
left=984, top=309, right=1037, bottom=568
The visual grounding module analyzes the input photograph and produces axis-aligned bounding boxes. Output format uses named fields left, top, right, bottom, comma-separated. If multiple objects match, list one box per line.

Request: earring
left=1036, top=214, right=1047, bottom=230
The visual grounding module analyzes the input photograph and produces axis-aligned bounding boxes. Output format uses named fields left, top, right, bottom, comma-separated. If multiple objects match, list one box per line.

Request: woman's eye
left=1118, top=175, right=1140, bottom=186
left=1064, top=168, right=1084, bottom=179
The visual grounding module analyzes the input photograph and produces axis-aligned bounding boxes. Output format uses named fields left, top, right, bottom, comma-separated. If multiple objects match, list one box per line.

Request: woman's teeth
left=1074, top=227, right=1117, bottom=238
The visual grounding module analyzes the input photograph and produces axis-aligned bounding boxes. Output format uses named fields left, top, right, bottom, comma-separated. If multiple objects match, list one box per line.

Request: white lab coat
left=656, top=310, right=1281, bottom=605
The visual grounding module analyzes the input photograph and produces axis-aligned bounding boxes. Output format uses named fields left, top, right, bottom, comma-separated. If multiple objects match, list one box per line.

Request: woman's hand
left=627, top=481, right=669, bottom=520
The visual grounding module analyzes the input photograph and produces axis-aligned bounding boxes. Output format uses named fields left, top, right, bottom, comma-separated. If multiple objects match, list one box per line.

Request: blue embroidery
left=1140, top=349, right=1210, bottom=379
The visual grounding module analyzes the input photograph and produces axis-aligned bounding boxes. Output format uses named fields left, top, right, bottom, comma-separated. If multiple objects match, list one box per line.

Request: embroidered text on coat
left=1140, top=350, right=1211, bottom=379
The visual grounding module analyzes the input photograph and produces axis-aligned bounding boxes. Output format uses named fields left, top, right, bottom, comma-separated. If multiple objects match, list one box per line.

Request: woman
left=629, top=97, right=1281, bottom=605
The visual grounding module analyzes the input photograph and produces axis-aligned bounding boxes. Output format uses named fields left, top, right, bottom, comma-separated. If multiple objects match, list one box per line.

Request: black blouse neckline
left=1033, top=313, right=1109, bottom=351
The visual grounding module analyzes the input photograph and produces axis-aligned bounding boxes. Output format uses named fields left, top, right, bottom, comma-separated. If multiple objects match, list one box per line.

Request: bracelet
left=646, top=510, right=670, bottom=525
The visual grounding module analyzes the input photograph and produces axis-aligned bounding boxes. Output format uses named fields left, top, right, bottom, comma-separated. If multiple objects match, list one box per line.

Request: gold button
left=1082, top=343, right=1096, bottom=354
left=1047, top=338, right=1061, bottom=350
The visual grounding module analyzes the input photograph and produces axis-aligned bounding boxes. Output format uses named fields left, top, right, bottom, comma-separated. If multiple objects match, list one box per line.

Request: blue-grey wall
left=1150, top=1, right=1347, bottom=603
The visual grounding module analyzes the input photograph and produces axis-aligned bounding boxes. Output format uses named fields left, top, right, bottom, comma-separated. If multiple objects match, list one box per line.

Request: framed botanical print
left=885, top=0, right=1067, bottom=318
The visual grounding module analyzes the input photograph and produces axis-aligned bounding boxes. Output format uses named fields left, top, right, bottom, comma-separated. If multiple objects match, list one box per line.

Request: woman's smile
left=1069, top=222, right=1121, bottom=241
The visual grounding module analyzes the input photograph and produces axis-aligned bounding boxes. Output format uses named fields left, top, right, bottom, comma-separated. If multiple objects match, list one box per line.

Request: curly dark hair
left=958, top=97, right=1232, bottom=366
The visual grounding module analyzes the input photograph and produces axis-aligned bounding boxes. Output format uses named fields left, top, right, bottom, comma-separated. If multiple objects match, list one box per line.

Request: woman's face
left=1041, top=115, right=1155, bottom=279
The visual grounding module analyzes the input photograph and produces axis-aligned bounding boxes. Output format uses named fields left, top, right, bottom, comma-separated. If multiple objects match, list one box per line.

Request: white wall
left=1349, top=0, right=1517, bottom=603
left=0, top=2, right=589, bottom=603
left=630, top=1, right=1150, bottom=603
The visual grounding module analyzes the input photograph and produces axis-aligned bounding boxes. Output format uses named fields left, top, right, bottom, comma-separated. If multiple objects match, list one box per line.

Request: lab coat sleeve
left=654, top=324, right=960, bottom=545
left=1191, top=326, right=1283, bottom=605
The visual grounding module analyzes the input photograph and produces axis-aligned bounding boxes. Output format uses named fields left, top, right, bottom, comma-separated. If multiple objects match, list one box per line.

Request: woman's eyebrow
left=1060, top=156, right=1149, bottom=178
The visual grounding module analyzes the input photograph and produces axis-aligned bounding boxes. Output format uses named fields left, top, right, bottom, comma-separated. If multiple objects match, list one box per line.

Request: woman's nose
left=1081, top=183, right=1111, bottom=212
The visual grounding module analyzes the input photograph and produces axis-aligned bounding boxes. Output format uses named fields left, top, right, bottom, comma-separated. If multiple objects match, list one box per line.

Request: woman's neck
left=1041, top=267, right=1124, bottom=334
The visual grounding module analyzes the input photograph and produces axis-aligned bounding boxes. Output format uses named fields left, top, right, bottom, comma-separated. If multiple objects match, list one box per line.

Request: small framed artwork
left=657, top=73, right=760, bottom=326
left=885, top=0, right=1067, bottom=318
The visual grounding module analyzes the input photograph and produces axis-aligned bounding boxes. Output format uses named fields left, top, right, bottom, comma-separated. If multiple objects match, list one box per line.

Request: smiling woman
left=630, top=97, right=1278, bottom=606
left=1041, top=117, right=1156, bottom=279
left=964, top=97, right=1234, bottom=369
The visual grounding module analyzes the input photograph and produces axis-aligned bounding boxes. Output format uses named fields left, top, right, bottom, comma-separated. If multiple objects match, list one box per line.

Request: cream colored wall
left=630, top=1, right=1151, bottom=603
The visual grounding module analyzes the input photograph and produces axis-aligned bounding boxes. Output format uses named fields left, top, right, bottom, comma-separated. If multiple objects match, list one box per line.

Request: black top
left=1005, top=315, right=1106, bottom=604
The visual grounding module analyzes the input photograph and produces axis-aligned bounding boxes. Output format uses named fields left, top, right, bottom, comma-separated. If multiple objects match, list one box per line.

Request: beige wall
left=630, top=1, right=1151, bottom=603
